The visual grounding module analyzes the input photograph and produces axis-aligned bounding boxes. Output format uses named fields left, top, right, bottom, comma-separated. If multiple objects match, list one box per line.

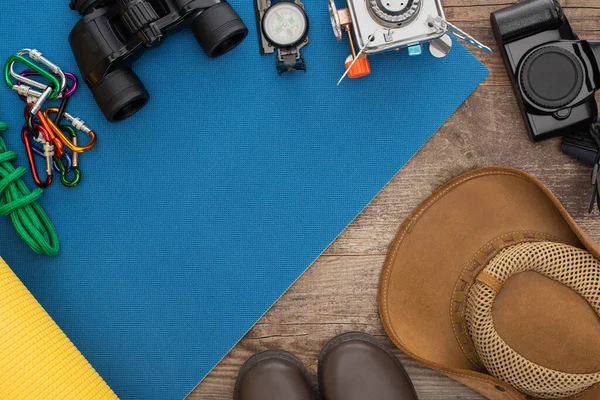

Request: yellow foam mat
left=0, top=257, right=118, bottom=399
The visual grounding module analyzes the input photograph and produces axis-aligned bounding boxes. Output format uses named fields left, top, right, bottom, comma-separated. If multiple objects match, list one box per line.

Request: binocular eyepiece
left=69, top=0, right=248, bottom=122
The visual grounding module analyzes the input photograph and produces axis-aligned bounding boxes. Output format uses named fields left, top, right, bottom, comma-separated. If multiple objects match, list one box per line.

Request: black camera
left=491, top=0, right=600, bottom=142
left=68, top=0, right=248, bottom=122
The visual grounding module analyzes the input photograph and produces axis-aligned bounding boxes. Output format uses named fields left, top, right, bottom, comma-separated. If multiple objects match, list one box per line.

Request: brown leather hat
left=378, top=167, right=600, bottom=400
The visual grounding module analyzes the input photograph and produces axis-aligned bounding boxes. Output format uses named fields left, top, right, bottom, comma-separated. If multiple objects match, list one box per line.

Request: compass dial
left=262, top=2, right=309, bottom=47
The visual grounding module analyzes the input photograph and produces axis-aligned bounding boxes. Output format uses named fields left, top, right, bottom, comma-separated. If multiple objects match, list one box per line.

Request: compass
left=262, top=2, right=309, bottom=47
left=255, top=0, right=310, bottom=74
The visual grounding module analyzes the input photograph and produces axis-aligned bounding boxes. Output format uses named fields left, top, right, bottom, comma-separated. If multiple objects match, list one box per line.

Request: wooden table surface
left=190, top=1, right=600, bottom=398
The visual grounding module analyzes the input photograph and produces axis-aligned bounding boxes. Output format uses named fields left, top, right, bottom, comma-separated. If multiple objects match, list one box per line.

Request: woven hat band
left=465, top=241, right=600, bottom=399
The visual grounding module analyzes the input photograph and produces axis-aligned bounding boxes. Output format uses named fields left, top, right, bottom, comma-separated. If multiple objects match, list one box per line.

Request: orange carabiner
left=42, top=108, right=97, bottom=153
left=35, top=109, right=65, bottom=157
left=24, top=104, right=64, bottom=158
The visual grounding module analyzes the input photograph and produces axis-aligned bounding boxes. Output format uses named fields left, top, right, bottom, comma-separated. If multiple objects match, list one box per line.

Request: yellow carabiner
left=42, top=108, right=97, bottom=153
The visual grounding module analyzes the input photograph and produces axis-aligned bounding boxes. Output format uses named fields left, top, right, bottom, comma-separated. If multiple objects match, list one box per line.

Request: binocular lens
left=193, top=2, right=249, bottom=57
left=70, top=0, right=248, bottom=122
left=91, top=68, right=149, bottom=122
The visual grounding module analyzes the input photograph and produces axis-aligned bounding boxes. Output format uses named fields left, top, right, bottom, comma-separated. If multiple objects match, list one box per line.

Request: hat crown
left=465, top=241, right=600, bottom=399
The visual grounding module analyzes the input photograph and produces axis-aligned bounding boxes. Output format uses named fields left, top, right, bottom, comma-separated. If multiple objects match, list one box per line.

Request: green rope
left=0, top=122, right=59, bottom=256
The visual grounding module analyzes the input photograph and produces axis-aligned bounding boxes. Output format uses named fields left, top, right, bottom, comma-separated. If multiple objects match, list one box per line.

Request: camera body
left=69, top=0, right=248, bottom=122
left=491, top=0, right=600, bottom=141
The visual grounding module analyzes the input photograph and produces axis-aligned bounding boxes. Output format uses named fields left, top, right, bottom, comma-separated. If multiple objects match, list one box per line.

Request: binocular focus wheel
left=91, top=68, right=149, bottom=122
left=520, top=46, right=583, bottom=110
left=193, top=2, right=249, bottom=57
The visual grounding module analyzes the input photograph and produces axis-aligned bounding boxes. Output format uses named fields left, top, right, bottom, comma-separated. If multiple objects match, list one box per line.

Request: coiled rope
left=0, top=122, right=59, bottom=256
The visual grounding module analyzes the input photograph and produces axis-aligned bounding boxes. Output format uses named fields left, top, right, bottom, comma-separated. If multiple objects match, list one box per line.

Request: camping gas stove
left=328, top=0, right=491, bottom=81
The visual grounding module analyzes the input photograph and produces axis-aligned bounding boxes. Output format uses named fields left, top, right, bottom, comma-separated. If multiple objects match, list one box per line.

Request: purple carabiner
left=17, top=70, right=78, bottom=102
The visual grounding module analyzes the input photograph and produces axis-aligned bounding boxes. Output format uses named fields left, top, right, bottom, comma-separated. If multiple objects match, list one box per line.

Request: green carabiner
left=4, top=55, right=61, bottom=99
left=56, top=126, right=81, bottom=188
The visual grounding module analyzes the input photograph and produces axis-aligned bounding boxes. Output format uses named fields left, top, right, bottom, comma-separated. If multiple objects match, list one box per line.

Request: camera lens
left=192, top=2, right=248, bottom=57
left=520, top=46, right=583, bottom=110
left=91, top=68, right=149, bottom=122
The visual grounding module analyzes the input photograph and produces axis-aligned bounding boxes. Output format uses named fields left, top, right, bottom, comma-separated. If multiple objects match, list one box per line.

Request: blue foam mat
left=0, top=2, right=488, bottom=399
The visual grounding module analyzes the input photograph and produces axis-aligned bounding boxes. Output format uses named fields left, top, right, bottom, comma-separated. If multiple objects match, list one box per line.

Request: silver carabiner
left=9, top=49, right=67, bottom=97
left=15, top=84, right=47, bottom=104
left=30, top=86, right=53, bottom=115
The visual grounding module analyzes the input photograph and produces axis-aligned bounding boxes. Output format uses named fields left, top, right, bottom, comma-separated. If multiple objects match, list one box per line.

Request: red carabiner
left=22, top=124, right=53, bottom=188
left=23, top=104, right=64, bottom=158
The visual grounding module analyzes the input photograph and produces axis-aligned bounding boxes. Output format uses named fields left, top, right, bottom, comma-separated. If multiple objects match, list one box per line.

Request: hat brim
left=378, top=167, right=600, bottom=400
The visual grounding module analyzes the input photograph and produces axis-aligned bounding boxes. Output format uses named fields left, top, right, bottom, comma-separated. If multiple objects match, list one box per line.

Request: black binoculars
left=68, top=0, right=248, bottom=122
left=491, top=0, right=600, bottom=142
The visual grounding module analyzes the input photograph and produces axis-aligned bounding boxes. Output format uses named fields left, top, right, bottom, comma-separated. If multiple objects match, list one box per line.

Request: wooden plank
left=189, top=256, right=485, bottom=399
left=326, top=86, right=599, bottom=256
left=189, top=2, right=600, bottom=398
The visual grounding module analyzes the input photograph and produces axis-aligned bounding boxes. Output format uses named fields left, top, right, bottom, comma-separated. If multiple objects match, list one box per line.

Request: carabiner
left=25, top=104, right=65, bottom=158
left=22, top=124, right=53, bottom=188
left=17, top=70, right=78, bottom=101
left=29, top=85, right=54, bottom=115
left=27, top=142, right=72, bottom=174
left=4, top=54, right=62, bottom=99
left=21, top=126, right=73, bottom=174
left=43, top=108, right=97, bottom=153
left=56, top=126, right=81, bottom=188
left=9, top=49, right=66, bottom=94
